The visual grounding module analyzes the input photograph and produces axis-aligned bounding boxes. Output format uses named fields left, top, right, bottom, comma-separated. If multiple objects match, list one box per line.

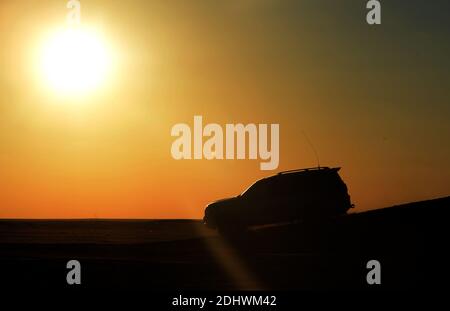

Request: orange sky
left=0, top=0, right=449, bottom=218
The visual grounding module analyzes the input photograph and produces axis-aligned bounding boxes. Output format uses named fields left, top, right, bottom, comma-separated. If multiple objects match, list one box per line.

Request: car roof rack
left=277, top=166, right=338, bottom=175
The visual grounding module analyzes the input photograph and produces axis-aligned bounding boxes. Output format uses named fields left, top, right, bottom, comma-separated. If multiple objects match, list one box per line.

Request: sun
left=39, top=27, right=112, bottom=96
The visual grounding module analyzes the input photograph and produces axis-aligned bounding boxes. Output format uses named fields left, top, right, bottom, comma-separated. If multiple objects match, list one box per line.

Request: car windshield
left=240, top=182, right=255, bottom=196
left=241, top=179, right=267, bottom=197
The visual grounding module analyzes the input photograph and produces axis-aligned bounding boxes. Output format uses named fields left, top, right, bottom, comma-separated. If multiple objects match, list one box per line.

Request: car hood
left=205, top=196, right=241, bottom=215
left=210, top=196, right=240, bottom=205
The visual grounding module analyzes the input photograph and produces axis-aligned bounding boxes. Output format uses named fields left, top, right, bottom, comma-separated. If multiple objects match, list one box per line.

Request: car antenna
left=302, top=131, right=320, bottom=168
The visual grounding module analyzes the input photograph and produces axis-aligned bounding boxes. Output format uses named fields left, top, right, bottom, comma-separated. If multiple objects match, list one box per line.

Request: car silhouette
left=203, top=167, right=353, bottom=234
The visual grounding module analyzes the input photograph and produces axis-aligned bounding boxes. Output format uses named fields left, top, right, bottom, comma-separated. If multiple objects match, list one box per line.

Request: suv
left=203, top=167, right=353, bottom=233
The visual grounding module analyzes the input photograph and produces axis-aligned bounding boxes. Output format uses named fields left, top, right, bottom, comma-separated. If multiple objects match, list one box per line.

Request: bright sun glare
left=40, top=27, right=112, bottom=96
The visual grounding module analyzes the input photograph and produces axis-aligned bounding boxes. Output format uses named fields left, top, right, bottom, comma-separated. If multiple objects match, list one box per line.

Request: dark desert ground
left=1, top=196, right=449, bottom=290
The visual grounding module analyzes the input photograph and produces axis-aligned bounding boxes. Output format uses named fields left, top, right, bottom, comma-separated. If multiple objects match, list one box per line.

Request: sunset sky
left=0, top=0, right=449, bottom=218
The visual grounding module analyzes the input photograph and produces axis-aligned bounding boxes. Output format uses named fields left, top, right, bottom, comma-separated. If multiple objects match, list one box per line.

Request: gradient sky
left=0, top=0, right=449, bottom=218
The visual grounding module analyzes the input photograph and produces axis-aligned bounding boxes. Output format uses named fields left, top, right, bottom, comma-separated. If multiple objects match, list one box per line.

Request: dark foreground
left=1, top=197, right=449, bottom=290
